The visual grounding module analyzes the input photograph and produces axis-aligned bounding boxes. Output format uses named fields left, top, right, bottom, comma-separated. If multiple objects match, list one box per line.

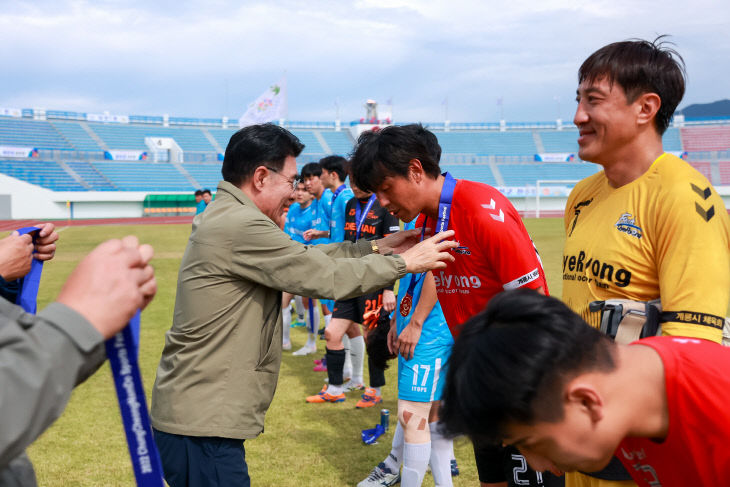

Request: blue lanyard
left=355, top=194, right=377, bottom=240
left=331, top=184, right=346, bottom=205
left=15, top=227, right=43, bottom=314
left=14, top=226, right=160, bottom=485
left=400, top=173, right=456, bottom=316
left=105, top=312, right=165, bottom=486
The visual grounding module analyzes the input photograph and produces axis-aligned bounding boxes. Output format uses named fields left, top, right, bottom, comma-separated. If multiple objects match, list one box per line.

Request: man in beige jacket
left=150, top=123, right=456, bottom=487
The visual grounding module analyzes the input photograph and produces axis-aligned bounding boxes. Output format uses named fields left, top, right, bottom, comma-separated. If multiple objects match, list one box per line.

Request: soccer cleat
left=357, top=462, right=400, bottom=487
left=291, top=318, right=306, bottom=328
left=343, top=380, right=365, bottom=392
left=282, top=339, right=292, bottom=351
left=313, top=363, right=327, bottom=372
left=292, top=344, right=316, bottom=356
left=356, top=388, right=383, bottom=408
left=451, top=459, right=459, bottom=476
left=305, top=389, right=345, bottom=403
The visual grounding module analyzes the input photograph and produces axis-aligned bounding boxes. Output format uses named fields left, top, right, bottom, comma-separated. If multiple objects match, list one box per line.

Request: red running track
left=0, top=216, right=194, bottom=232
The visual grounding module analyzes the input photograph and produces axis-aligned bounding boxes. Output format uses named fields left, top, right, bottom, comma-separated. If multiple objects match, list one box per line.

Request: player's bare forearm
left=411, top=271, right=437, bottom=325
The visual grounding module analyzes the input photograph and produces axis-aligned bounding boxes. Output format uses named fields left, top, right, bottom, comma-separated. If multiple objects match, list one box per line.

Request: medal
left=400, top=294, right=412, bottom=317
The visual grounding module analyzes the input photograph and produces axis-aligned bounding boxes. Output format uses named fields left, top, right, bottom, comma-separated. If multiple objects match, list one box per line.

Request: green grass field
left=26, top=218, right=566, bottom=486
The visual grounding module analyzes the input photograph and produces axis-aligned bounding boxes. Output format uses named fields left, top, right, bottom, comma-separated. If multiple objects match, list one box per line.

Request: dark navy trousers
left=153, top=429, right=250, bottom=487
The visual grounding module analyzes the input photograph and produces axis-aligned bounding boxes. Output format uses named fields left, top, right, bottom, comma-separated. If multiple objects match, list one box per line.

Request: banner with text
left=0, top=108, right=22, bottom=118
left=0, top=146, right=38, bottom=158
left=104, top=150, right=148, bottom=161
left=88, top=113, right=130, bottom=123
left=534, top=153, right=576, bottom=162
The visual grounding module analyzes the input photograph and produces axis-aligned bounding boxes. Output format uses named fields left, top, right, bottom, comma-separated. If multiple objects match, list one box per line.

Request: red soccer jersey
left=617, top=336, right=730, bottom=487
left=418, top=179, right=548, bottom=336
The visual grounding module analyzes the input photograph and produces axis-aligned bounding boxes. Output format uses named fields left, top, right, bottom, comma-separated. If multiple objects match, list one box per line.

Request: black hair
left=194, top=189, right=203, bottom=196
left=578, top=36, right=686, bottom=134
left=439, top=289, right=616, bottom=443
left=202, top=189, right=212, bottom=195
left=350, top=124, right=442, bottom=193
left=300, top=162, right=322, bottom=178
left=319, top=155, right=349, bottom=181
left=222, top=123, right=304, bottom=186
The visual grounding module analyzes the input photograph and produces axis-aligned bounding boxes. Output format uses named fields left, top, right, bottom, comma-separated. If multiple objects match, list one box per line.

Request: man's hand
left=0, top=231, right=34, bottom=280
left=399, top=230, right=457, bottom=274
left=303, top=229, right=328, bottom=241
left=397, top=320, right=423, bottom=360
left=382, top=289, right=396, bottom=313
left=57, top=236, right=157, bottom=339
left=33, top=222, right=59, bottom=262
left=376, top=228, right=427, bottom=255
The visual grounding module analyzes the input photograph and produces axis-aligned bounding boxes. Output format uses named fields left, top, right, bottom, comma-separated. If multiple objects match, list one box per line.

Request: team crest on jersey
left=615, top=213, right=643, bottom=239
left=453, top=246, right=471, bottom=255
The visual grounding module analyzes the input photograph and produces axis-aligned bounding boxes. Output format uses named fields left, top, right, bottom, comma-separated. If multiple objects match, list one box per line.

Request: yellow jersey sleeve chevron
left=562, top=153, right=730, bottom=342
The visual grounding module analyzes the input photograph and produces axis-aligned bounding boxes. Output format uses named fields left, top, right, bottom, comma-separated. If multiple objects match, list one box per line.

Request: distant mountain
left=680, top=99, right=730, bottom=118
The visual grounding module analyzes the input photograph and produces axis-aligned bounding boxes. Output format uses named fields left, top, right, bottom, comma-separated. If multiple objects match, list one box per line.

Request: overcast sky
left=2, top=0, right=729, bottom=123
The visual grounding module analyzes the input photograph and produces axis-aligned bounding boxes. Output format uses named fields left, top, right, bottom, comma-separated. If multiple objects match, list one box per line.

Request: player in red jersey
left=350, top=124, right=547, bottom=338
left=440, top=289, right=730, bottom=487
left=350, top=124, right=558, bottom=487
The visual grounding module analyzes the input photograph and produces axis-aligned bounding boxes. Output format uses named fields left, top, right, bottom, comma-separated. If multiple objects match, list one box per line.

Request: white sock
left=350, top=335, right=365, bottom=384
left=308, top=306, right=320, bottom=335
left=327, top=383, right=344, bottom=395
left=324, top=313, right=332, bottom=328
left=383, top=422, right=404, bottom=472
left=282, top=307, right=291, bottom=343
left=429, top=422, right=453, bottom=487
left=372, top=386, right=382, bottom=397
left=295, top=296, right=305, bottom=320
left=307, top=333, right=317, bottom=348
left=402, top=442, right=430, bottom=487
left=342, top=335, right=352, bottom=378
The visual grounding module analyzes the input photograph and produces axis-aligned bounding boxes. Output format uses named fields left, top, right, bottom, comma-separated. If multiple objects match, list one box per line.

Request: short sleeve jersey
left=396, top=220, right=453, bottom=351
left=418, top=179, right=548, bottom=336
left=344, top=196, right=400, bottom=243
left=329, top=185, right=355, bottom=243
left=285, top=202, right=317, bottom=244
left=562, top=153, right=730, bottom=342
left=617, top=336, right=730, bottom=486
left=309, top=188, right=334, bottom=245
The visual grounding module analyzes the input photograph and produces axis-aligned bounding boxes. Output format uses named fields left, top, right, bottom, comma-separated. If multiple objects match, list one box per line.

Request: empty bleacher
left=65, top=161, right=117, bottom=191
left=719, top=162, right=730, bottom=185
left=0, top=119, right=71, bottom=150
left=182, top=163, right=222, bottom=190
left=436, top=131, right=537, bottom=157
left=499, top=163, right=600, bottom=187
left=90, top=123, right=216, bottom=152
left=441, top=164, right=498, bottom=186
left=0, top=159, right=84, bottom=191
left=90, top=161, right=192, bottom=191
left=50, top=121, right=102, bottom=151
left=681, top=126, right=730, bottom=152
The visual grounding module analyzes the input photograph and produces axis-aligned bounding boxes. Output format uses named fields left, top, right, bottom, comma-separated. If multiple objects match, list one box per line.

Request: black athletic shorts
left=332, top=290, right=383, bottom=323
left=473, top=441, right=564, bottom=487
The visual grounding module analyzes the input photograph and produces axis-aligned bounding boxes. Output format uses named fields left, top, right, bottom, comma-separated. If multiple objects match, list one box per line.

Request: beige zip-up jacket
left=151, top=181, right=406, bottom=439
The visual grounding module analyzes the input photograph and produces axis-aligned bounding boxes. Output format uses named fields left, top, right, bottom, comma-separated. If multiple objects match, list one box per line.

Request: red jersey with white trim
left=617, top=336, right=730, bottom=487
left=418, top=179, right=548, bottom=336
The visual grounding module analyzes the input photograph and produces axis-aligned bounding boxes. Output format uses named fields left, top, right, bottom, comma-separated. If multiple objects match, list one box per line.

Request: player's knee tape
left=398, top=400, right=432, bottom=443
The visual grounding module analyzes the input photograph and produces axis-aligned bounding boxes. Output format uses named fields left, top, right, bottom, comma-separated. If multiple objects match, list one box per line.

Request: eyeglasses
left=265, top=166, right=300, bottom=191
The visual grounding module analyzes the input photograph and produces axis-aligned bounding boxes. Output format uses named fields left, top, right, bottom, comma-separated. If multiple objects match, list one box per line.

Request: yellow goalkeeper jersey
left=563, top=153, right=730, bottom=342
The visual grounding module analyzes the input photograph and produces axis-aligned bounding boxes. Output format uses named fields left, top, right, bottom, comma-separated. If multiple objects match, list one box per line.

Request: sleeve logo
left=691, top=183, right=715, bottom=222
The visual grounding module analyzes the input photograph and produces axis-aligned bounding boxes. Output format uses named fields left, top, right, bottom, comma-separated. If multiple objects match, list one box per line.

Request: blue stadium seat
left=0, top=160, right=85, bottom=191
left=0, top=119, right=72, bottom=150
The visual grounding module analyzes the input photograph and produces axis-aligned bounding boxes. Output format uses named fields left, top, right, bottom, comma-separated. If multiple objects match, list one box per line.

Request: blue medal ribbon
left=355, top=194, right=377, bottom=240
left=15, top=227, right=44, bottom=314
left=13, top=226, right=158, bottom=484
left=331, top=184, right=346, bottom=205
left=400, top=173, right=456, bottom=316
left=105, top=312, right=165, bottom=486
